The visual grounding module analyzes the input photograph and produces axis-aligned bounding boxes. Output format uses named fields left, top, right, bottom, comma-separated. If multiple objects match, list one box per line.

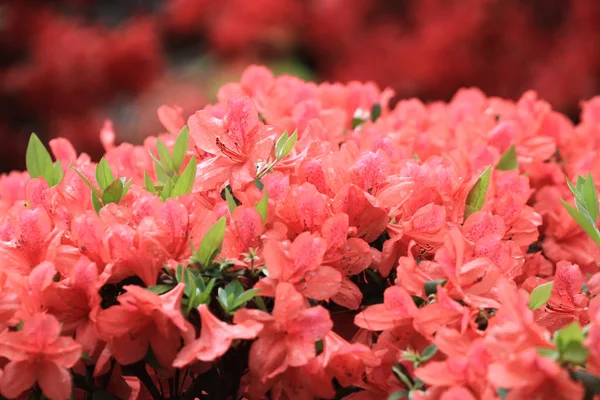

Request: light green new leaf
left=496, top=145, right=518, bottom=171
left=74, top=169, right=102, bottom=199
left=255, top=189, right=268, bottom=224
left=528, top=280, right=554, bottom=310
left=173, top=126, right=189, bottom=171
left=91, top=193, right=103, bottom=214
left=275, top=131, right=289, bottom=160
left=224, top=187, right=237, bottom=214
left=144, top=172, right=156, bottom=194
left=51, top=161, right=64, bottom=187
left=583, top=173, right=599, bottom=222
left=196, top=216, right=227, bottom=267
left=560, top=200, right=600, bottom=247
left=160, top=178, right=174, bottom=201
left=26, top=133, right=54, bottom=184
left=233, top=288, right=262, bottom=309
left=279, top=130, right=298, bottom=159
left=464, top=166, right=492, bottom=221
left=95, top=158, right=115, bottom=191
left=101, top=178, right=124, bottom=204
left=172, top=156, right=196, bottom=197
left=156, top=139, right=174, bottom=172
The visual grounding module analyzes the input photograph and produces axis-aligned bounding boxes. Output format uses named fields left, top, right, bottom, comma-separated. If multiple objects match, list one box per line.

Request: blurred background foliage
left=1, top=0, right=600, bottom=172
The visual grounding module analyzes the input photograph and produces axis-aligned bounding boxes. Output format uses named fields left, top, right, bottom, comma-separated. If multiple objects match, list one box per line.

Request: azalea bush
left=3, top=65, right=600, bottom=399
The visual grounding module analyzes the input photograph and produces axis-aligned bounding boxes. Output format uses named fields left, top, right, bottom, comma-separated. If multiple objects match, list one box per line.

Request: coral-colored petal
left=0, top=361, right=36, bottom=398
left=38, top=363, right=73, bottom=400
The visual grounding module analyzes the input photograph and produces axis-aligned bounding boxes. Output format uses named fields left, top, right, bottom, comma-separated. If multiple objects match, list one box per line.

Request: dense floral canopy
left=1, top=66, right=600, bottom=399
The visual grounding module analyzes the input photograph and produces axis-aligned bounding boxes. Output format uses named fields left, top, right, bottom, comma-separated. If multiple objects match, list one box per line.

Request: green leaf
left=95, top=158, right=115, bottom=191
left=496, top=389, right=509, bottom=400
left=496, top=145, right=518, bottom=171
left=217, top=287, right=230, bottom=311
left=224, top=187, right=238, bottom=214
left=147, top=285, right=174, bottom=295
left=392, top=364, right=413, bottom=389
left=420, top=344, right=438, bottom=361
left=351, top=117, right=365, bottom=129
left=254, top=179, right=264, bottom=190
left=555, top=322, right=585, bottom=349
left=571, top=370, right=600, bottom=397
left=555, top=322, right=589, bottom=365
left=51, top=161, right=64, bottom=187
left=225, top=280, right=244, bottom=298
left=122, top=178, right=132, bottom=200
left=173, top=126, right=189, bottom=171
left=150, top=150, right=171, bottom=184
left=233, top=288, right=262, bottom=309
left=562, top=340, right=589, bottom=364
left=26, top=133, right=54, bottom=183
left=74, top=169, right=102, bottom=199
left=101, top=178, right=124, bottom=205
left=192, top=278, right=216, bottom=307
left=160, top=178, right=174, bottom=201
left=560, top=200, right=600, bottom=247
left=280, top=130, right=298, bottom=159
left=567, top=178, right=587, bottom=212
left=255, top=189, right=268, bottom=224
left=91, top=193, right=103, bottom=214
left=464, top=166, right=492, bottom=221
left=584, top=173, right=599, bottom=222
left=528, top=280, right=554, bottom=310
left=195, top=217, right=227, bottom=267
left=371, top=103, right=382, bottom=122
left=172, top=156, right=197, bottom=197
left=275, top=131, right=289, bottom=160
left=156, top=139, right=175, bottom=172
left=424, top=280, right=447, bottom=297
left=387, top=391, right=409, bottom=400
left=144, top=172, right=156, bottom=194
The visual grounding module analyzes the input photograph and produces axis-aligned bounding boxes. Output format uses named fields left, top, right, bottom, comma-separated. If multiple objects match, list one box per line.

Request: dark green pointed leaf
left=173, top=126, right=189, bottom=171
left=95, top=157, right=115, bottom=191
left=424, top=280, right=447, bottom=297
left=26, top=133, right=54, bottom=183
left=371, top=103, right=382, bottom=122
left=420, top=344, right=438, bottom=361
left=254, top=179, right=264, bottom=190
left=172, top=156, right=196, bottom=197
left=196, top=216, right=227, bottom=267
left=464, top=166, right=492, bottom=221
left=233, top=288, right=262, bottom=309
left=496, top=145, right=518, bottom=171
left=147, top=285, right=174, bottom=295
left=528, top=280, right=554, bottom=310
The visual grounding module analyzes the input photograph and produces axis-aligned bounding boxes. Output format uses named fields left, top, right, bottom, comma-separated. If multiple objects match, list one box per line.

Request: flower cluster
left=2, top=65, right=600, bottom=399
left=4, top=0, right=600, bottom=171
